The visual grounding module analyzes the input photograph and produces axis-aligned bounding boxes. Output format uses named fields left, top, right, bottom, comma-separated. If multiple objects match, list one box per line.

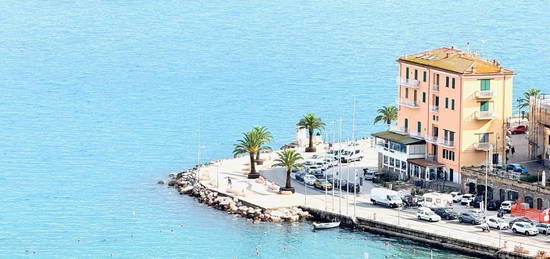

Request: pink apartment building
left=373, top=47, right=514, bottom=185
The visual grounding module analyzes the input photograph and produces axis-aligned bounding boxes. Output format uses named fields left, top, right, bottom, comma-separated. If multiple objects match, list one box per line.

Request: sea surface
left=1, top=0, right=548, bottom=258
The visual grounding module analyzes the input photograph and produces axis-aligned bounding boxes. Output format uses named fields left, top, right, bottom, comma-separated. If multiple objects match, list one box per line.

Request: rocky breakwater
left=165, top=169, right=311, bottom=223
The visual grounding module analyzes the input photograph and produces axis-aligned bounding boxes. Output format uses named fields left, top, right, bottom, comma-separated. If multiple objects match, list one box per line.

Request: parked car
left=472, top=196, right=483, bottom=208
left=432, top=208, right=458, bottom=220
left=458, top=212, right=482, bottom=225
left=314, top=179, right=333, bottom=190
left=363, top=168, right=375, bottom=180
left=487, top=200, right=501, bottom=211
left=508, top=217, right=535, bottom=227
left=315, top=161, right=328, bottom=171
left=370, top=188, right=403, bottom=208
left=509, top=125, right=528, bottom=134
left=505, top=163, right=528, bottom=174
left=303, top=160, right=315, bottom=166
left=450, top=192, right=462, bottom=203
left=536, top=223, right=550, bottom=235
left=460, top=194, right=474, bottom=205
left=416, top=207, right=441, bottom=222
left=402, top=195, right=421, bottom=207
left=486, top=216, right=509, bottom=230
left=340, top=150, right=363, bottom=163
left=311, top=154, right=322, bottom=160
left=303, top=175, right=318, bottom=185
left=295, top=172, right=306, bottom=182
left=500, top=200, right=514, bottom=213
left=511, top=222, right=538, bottom=236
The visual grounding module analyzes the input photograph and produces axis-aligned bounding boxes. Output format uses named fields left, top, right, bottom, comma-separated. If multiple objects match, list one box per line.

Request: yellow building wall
left=460, top=75, right=513, bottom=167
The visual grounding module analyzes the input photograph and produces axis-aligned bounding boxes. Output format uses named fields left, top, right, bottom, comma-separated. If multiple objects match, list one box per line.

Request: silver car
left=536, top=223, right=550, bottom=235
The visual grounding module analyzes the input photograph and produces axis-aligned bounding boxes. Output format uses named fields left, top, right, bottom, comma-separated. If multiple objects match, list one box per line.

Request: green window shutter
left=423, top=71, right=427, bottom=82
left=451, top=99, right=455, bottom=110
left=445, top=77, right=449, bottom=87
left=406, top=67, right=409, bottom=79
left=435, top=96, right=439, bottom=106
left=452, top=78, right=455, bottom=89
left=414, top=70, right=418, bottom=80
left=445, top=98, right=449, bottom=108
left=414, top=90, right=417, bottom=102
left=404, top=119, right=408, bottom=129
left=422, top=92, right=426, bottom=103
left=405, top=88, right=409, bottom=98
left=481, top=79, right=490, bottom=90
left=417, top=121, right=422, bottom=133
left=480, top=101, right=489, bottom=111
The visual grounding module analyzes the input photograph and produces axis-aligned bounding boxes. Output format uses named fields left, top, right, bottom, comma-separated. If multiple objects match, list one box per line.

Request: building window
left=480, top=101, right=489, bottom=111
left=406, top=67, right=409, bottom=79
left=422, top=92, right=426, bottom=103
left=417, top=121, right=422, bottom=134
left=435, top=96, right=439, bottom=106
left=383, top=155, right=388, bottom=165
left=436, top=74, right=440, bottom=85
left=414, top=69, right=418, bottom=80
left=451, top=99, right=455, bottom=110
left=445, top=97, right=449, bottom=109
left=404, top=119, right=409, bottom=130
left=452, top=78, right=456, bottom=89
left=480, top=133, right=489, bottom=143
left=414, top=90, right=417, bottom=103
left=390, top=157, right=395, bottom=166
left=423, top=71, right=427, bottom=82
left=481, top=79, right=490, bottom=90
left=405, top=88, right=409, bottom=98
left=445, top=76, right=449, bottom=87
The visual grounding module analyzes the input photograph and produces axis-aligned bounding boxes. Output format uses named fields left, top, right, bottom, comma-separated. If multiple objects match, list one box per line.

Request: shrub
left=519, top=174, right=540, bottom=183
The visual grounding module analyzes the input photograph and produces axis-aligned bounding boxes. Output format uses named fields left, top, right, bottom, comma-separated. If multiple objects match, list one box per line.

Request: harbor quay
left=168, top=138, right=550, bottom=259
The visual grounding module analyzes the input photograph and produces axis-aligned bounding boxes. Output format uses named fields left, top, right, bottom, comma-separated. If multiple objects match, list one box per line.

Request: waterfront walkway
left=196, top=139, right=550, bottom=257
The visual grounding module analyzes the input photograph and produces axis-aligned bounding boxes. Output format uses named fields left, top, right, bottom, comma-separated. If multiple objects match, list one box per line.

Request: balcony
left=475, top=111, right=496, bottom=120
left=476, top=90, right=495, bottom=99
left=389, top=125, right=407, bottom=134
left=424, top=135, right=439, bottom=143
left=398, top=98, right=420, bottom=108
left=397, top=77, right=420, bottom=88
left=426, top=154, right=437, bottom=162
left=431, top=84, right=440, bottom=92
left=438, top=139, right=455, bottom=148
left=474, top=142, right=494, bottom=151
left=409, top=131, right=424, bottom=140
left=430, top=105, right=439, bottom=113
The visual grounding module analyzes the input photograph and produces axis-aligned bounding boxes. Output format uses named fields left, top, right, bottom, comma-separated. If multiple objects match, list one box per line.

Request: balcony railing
left=476, top=111, right=496, bottom=120
left=424, top=135, right=439, bottom=143
left=389, top=124, right=407, bottom=134
left=431, top=84, right=440, bottom=92
left=476, top=90, right=495, bottom=99
left=430, top=105, right=439, bottom=113
left=474, top=142, right=494, bottom=151
left=439, top=139, right=455, bottom=148
left=397, top=77, right=420, bottom=88
left=398, top=98, right=420, bottom=108
left=426, top=154, right=437, bottom=162
left=409, top=131, right=424, bottom=139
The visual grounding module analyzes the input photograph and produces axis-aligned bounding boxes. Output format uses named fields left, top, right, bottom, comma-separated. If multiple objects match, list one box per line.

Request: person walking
left=511, top=146, right=515, bottom=156
left=227, top=177, right=232, bottom=189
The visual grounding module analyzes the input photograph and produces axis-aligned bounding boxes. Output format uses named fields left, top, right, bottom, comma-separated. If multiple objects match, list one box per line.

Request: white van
left=416, top=207, right=441, bottom=222
left=370, top=188, right=403, bottom=208
left=421, top=193, right=453, bottom=209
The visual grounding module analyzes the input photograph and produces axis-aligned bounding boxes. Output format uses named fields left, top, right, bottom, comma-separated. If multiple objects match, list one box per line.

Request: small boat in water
left=313, top=221, right=340, bottom=230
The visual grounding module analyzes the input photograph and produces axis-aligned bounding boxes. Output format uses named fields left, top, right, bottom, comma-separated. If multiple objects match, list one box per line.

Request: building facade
left=374, top=47, right=514, bottom=185
left=529, top=95, right=550, bottom=168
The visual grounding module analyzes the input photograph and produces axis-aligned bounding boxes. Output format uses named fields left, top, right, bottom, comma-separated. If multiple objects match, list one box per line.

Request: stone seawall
left=302, top=207, right=534, bottom=259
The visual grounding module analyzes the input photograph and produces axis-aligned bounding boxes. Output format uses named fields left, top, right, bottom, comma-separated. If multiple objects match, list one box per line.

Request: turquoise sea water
left=1, top=0, right=548, bottom=257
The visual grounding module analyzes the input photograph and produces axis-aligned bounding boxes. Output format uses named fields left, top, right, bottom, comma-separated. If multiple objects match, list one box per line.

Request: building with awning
left=372, top=131, right=426, bottom=180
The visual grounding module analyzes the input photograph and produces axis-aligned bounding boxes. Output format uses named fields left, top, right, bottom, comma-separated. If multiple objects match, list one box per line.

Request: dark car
left=458, top=212, right=482, bottom=225
left=401, top=195, right=421, bottom=207
left=509, top=125, right=528, bottom=134
left=487, top=200, right=501, bottom=211
left=295, top=172, right=306, bottom=182
left=433, top=208, right=458, bottom=220
left=508, top=217, right=535, bottom=228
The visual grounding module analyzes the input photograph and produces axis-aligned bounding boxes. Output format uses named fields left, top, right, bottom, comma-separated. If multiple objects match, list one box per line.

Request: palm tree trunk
left=249, top=153, right=256, bottom=174
left=308, top=128, right=314, bottom=149
left=256, top=150, right=261, bottom=161
left=286, top=169, right=292, bottom=188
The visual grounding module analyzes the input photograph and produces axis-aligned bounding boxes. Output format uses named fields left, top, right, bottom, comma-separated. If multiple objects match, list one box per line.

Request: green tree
left=374, top=105, right=398, bottom=127
left=516, top=89, right=541, bottom=112
left=297, top=113, right=325, bottom=152
left=272, top=149, right=303, bottom=193
left=233, top=130, right=262, bottom=179
left=252, top=126, right=273, bottom=162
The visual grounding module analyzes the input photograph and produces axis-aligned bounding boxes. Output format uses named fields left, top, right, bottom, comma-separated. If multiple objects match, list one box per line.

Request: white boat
left=313, top=221, right=340, bottom=230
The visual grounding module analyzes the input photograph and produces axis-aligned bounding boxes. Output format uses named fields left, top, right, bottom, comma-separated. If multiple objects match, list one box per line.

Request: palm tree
left=233, top=130, right=262, bottom=179
left=297, top=113, right=325, bottom=152
left=272, top=149, right=303, bottom=193
left=252, top=126, right=273, bottom=163
left=373, top=105, right=398, bottom=128
left=517, top=88, right=541, bottom=112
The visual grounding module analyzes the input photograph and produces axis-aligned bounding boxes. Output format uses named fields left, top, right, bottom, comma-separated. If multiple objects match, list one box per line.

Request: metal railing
left=389, top=124, right=407, bottom=134
left=426, top=154, right=437, bottom=161
left=439, top=139, right=455, bottom=148
left=431, top=84, right=440, bottom=92
left=474, top=142, right=493, bottom=151
left=476, top=90, right=495, bottom=98
left=397, top=77, right=420, bottom=88
left=430, top=105, right=439, bottom=113
left=424, top=135, right=439, bottom=143
left=476, top=111, right=496, bottom=120
left=398, top=98, right=420, bottom=108
left=409, top=131, right=424, bottom=139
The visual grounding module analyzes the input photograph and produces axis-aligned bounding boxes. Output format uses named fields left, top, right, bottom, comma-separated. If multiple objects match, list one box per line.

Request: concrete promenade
left=196, top=139, right=550, bottom=257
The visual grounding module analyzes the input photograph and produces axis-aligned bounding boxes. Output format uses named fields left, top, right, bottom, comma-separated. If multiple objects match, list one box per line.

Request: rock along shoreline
left=164, top=166, right=312, bottom=224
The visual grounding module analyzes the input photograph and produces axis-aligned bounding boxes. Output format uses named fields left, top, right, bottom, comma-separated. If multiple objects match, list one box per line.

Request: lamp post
left=354, top=169, right=357, bottom=217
